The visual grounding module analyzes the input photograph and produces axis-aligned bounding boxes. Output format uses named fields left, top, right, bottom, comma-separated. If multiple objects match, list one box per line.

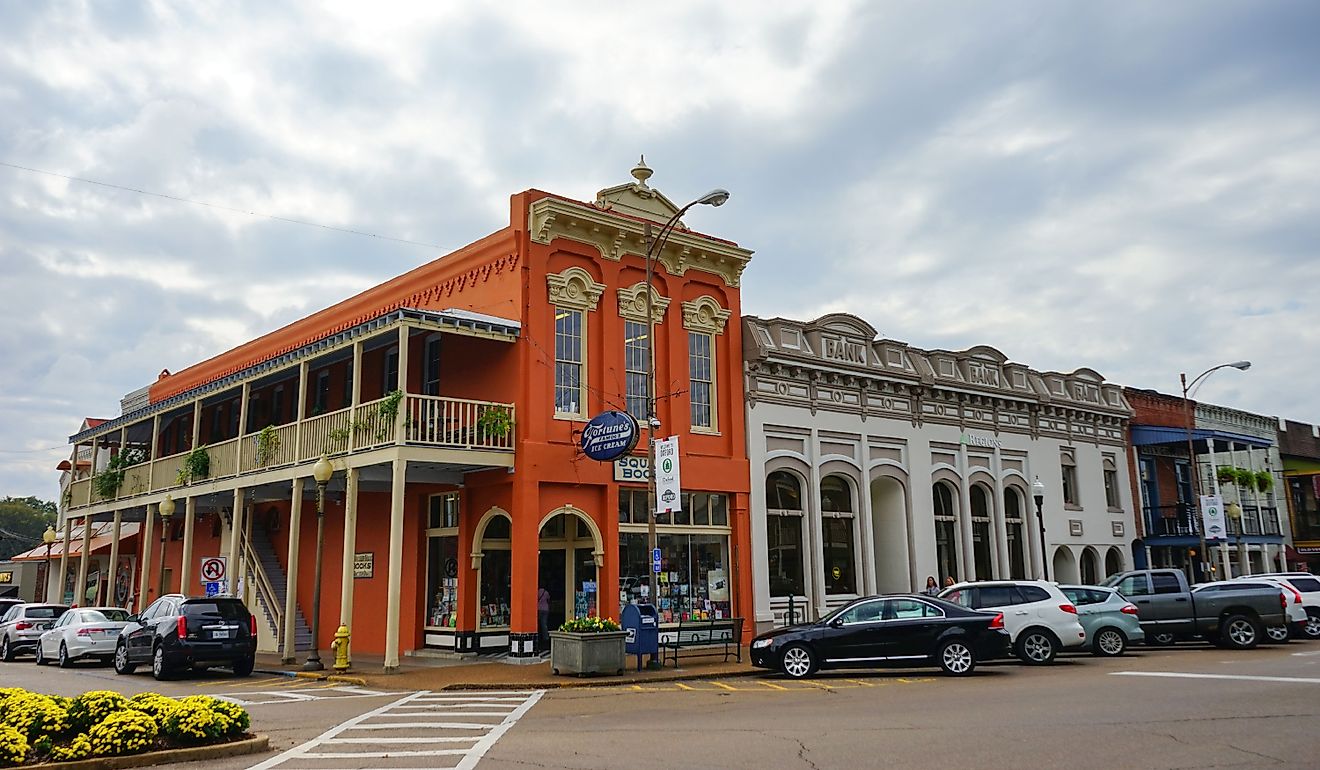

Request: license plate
left=36, top=623, right=51, bottom=631
left=211, top=629, right=232, bottom=640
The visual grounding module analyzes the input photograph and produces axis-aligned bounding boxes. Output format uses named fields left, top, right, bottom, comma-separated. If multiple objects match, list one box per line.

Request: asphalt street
left=4, top=642, right=1320, bottom=769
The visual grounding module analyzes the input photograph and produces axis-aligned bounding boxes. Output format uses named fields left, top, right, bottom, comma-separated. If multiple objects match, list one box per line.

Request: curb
left=438, top=666, right=762, bottom=691
left=31, top=735, right=270, bottom=770
left=254, top=668, right=368, bottom=687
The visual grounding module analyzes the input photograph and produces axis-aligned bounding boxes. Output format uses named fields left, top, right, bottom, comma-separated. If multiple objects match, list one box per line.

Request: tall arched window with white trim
left=765, top=470, right=805, bottom=598
left=820, top=475, right=856, bottom=595
left=933, top=482, right=959, bottom=583
left=1004, top=487, right=1027, bottom=579
left=970, top=484, right=994, bottom=580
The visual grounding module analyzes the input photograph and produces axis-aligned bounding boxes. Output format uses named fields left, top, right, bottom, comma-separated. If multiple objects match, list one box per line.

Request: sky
left=2, top=1, right=1318, bottom=500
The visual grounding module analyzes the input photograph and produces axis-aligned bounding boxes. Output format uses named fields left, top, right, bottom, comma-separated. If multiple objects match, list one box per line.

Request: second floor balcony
left=63, top=308, right=518, bottom=513
left=1143, top=503, right=1282, bottom=539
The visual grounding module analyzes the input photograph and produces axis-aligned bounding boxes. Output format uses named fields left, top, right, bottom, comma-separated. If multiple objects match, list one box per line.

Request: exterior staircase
left=245, top=527, right=313, bottom=654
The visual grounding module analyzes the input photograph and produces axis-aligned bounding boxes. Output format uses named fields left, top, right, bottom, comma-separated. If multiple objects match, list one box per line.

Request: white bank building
left=744, top=314, right=1136, bottom=631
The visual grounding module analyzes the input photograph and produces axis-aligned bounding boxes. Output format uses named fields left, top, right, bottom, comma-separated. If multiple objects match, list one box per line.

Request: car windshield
left=1100, top=574, right=1122, bottom=588
left=83, top=609, right=129, bottom=622
left=24, top=607, right=67, bottom=620
left=183, top=601, right=246, bottom=619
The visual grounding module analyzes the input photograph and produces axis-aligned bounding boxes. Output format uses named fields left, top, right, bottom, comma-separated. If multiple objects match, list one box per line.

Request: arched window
left=821, top=475, right=856, bottom=594
left=765, top=471, right=805, bottom=597
left=970, top=485, right=993, bottom=580
left=932, top=482, right=958, bottom=583
left=1004, top=488, right=1027, bottom=579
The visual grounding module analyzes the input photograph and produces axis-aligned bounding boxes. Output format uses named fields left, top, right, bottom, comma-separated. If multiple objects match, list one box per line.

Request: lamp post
left=304, top=455, right=334, bottom=671
left=157, top=495, right=175, bottom=596
left=41, top=526, right=57, bottom=602
left=1032, top=477, right=1049, bottom=581
left=1181, top=361, right=1250, bottom=582
left=638, top=164, right=730, bottom=618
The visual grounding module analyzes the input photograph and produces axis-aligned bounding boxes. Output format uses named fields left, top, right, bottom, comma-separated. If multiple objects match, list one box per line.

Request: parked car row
left=751, top=569, right=1310, bottom=680
left=0, top=594, right=257, bottom=680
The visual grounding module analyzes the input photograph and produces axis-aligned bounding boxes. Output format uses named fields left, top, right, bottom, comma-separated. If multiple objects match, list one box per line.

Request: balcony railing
left=65, top=394, right=514, bottom=511
left=1144, top=503, right=1281, bottom=538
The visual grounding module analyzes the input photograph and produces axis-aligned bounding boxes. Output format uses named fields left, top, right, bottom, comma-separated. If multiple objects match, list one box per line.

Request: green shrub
left=87, top=710, right=158, bottom=756
left=194, top=696, right=250, bottom=736
left=69, top=690, right=129, bottom=732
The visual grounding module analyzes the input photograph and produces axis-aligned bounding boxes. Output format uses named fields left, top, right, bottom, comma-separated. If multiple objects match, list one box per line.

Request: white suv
left=1229, top=574, right=1316, bottom=640
left=939, top=580, right=1087, bottom=665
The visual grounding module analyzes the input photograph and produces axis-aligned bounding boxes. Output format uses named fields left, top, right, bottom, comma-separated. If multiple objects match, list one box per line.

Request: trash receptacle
left=621, top=603, right=659, bottom=670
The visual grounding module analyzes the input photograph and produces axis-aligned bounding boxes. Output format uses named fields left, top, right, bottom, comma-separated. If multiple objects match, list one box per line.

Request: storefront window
left=618, top=532, right=731, bottom=622
left=1289, top=477, right=1320, bottom=542
left=934, top=482, right=959, bottom=583
left=426, top=536, right=458, bottom=628
left=767, top=514, right=804, bottom=596
left=822, top=517, right=855, bottom=594
left=480, top=550, right=511, bottom=628
left=971, top=485, right=993, bottom=580
left=1004, top=488, right=1027, bottom=579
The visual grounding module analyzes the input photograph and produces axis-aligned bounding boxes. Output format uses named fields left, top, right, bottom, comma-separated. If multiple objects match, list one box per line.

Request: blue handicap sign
left=652, top=548, right=661, bottom=561
left=204, top=581, right=222, bottom=597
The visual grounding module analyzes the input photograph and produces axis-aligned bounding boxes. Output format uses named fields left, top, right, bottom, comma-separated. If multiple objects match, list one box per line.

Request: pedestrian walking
left=537, top=586, right=551, bottom=649
left=923, top=576, right=939, bottom=596
left=943, top=576, right=956, bottom=588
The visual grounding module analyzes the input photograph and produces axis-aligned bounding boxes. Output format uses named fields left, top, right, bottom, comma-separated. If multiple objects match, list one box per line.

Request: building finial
left=631, top=155, right=653, bottom=186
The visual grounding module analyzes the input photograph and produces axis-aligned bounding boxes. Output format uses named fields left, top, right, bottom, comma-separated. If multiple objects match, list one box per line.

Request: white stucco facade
left=744, top=313, right=1136, bottom=632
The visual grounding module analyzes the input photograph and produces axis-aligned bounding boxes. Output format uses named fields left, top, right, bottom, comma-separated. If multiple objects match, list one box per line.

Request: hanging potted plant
left=1216, top=466, right=1238, bottom=486
left=550, top=616, right=626, bottom=676
left=1254, top=470, right=1274, bottom=493
left=176, top=445, right=211, bottom=485
left=476, top=405, right=513, bottom=441
left=255, top=425, right=281, bottom=466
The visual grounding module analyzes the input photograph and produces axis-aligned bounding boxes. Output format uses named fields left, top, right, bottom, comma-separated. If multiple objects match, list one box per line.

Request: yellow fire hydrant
left=331, top=624, right=351, bottom=671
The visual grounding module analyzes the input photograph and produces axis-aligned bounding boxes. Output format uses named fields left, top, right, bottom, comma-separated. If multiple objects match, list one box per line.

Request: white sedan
left=36, top=607, right=131, bottom=667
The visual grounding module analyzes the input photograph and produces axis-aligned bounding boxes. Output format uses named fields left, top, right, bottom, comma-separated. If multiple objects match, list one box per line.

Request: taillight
left=989, top=612, right=1004, bottom=630
left=76, top=628, right=92, bottom=637
left=1060, top=604, right=1078, bottom=615
left=1291, top=588, right=1303, bottom=605
left=176, top=616, right=188, bottom=639
left=1281, top=592, right=1288, bottom=611
left=1121, top=604, right=1140, bottom=616
left=14, top=622, right=31, bottom=631
left=249, top=615, right=257, bottom=637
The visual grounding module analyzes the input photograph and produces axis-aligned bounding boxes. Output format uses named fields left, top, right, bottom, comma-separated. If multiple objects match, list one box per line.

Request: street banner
left=654, top=436, right=681, bottom=514
left=1200, top=494, right=1226, bottom=540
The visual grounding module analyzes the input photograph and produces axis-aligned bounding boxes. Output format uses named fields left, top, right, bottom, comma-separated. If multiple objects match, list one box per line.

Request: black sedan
left=750, top=595, right=1010, bottom=678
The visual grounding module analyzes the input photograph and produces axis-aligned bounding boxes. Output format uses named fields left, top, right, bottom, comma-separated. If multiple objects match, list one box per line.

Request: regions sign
left=580, top=411, right=640, bottom=462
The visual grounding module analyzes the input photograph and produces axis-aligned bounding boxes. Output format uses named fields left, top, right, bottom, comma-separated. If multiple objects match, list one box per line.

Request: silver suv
left=0, top=603, right=71, bottom=661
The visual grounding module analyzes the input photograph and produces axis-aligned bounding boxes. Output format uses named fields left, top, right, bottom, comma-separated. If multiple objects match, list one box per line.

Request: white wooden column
left=180, top=496, right=197, bottom=591
left=76, top=516, right=92, bottom=605
left=282, top=478, right=303, bottom=664
left=394, top=325, right=409, bottom=445
left=227, top=489, right=245, bottom=596
left=107, top=510, right=123, bottom=606
left=806, top=430, right=826, bottom=617
left=857, top=466, right=877, bottom=596
left=191, top=400, right=202, bottom=449
left=138, top=503, right=156, bottom=612
left=339, top=467, right=360, bottom=637
left=991, top=448, right=1010, bottom=579
left=58, top=518, right=72, bottom=604
left=384, top=459, right=407, bottom=670
left=349, top=341, right=363, bottom=452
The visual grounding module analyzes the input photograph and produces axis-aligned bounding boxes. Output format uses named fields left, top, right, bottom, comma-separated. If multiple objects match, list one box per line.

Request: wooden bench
left=659, top=617, right=743, bottom=667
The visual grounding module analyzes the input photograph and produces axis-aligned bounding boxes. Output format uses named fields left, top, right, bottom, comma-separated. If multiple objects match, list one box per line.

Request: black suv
left=114, top=594, right=257, bottom=680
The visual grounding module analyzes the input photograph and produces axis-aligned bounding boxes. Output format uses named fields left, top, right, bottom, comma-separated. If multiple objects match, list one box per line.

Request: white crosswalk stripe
left=213, top=685, right=395, bottom=706
left=246, top=689, right=545, bottom=770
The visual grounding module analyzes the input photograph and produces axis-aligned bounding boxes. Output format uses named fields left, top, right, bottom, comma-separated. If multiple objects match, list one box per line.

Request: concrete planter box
left=549, top=630, right=627, bottom=676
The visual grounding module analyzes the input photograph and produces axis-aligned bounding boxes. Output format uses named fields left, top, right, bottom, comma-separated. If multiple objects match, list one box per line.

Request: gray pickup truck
left=1102, top=569, right=1286, bottom=649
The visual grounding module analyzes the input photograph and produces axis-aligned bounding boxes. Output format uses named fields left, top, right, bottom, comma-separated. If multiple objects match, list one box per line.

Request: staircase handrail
left=240, top=529, right=284, bottom=646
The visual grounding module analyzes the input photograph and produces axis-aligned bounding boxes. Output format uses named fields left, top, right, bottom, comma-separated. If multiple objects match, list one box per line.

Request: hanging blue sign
left=580, top=410, right=640, bottom=462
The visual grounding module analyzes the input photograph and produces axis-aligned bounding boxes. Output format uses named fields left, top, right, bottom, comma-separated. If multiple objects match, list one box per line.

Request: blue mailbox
left=621, top=603, right=659, bottom=669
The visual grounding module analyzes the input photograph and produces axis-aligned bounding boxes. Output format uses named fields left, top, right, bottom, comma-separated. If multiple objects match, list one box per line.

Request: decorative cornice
left=546, top=266, right=605, bottom=312
left=617, top=282, right=670, bottom=324
left=528, top=197, right=753, bottom=288
left=682, top=295, right=731, bottom=335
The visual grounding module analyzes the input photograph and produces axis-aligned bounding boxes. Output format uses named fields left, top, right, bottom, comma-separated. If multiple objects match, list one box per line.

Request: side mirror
left=127, top=614, right=139, bottom=624
left=829, top=618, right=844, bottom=629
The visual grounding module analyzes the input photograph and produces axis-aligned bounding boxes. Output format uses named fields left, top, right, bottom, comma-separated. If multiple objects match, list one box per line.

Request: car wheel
left=1305, top=611, right=1320, bottom=640
left=1147, top=632, right=1177, bottom=646
left=779, top=643, right=816, bottom=679
left=152, top=645, right=173, bottom=681
left=1221, top=614, right=1260, bottom=650
left=0, top=636, right=13, bottom=662
left=58, top=642, right=72, bottom=668
left=1015, top=629, right=1058, bottom=665
left=1265, top=624, right=1291, bottom=643
left=113, top=642, right=137, bottom=675
left=1093, top=628, right=1127, bottom=657
left=35, top=642, right=48, bottom=666
left=937, top=640, right=976, bottom=676
left=232, top=657, right=255, bottom=677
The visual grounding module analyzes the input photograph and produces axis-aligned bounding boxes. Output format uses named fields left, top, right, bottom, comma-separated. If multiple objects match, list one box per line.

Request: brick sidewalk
left=254, top=649, right=758, bottom=690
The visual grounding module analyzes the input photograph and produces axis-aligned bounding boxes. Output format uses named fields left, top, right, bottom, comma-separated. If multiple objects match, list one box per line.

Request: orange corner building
left=50, top=162, right=754, bottom=667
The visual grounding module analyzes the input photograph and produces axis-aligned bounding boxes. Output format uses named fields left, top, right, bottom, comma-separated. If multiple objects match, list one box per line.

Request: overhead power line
left=0, top=160, right=447, bottom=251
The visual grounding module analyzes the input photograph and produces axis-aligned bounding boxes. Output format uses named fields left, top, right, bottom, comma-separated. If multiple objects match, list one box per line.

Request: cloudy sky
left=2, top=1, right=1318, bottom=499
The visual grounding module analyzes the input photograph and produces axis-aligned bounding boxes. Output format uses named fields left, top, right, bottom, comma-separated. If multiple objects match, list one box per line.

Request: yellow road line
left=757, top=681, right=789, bottom=690
left=674, top=682, right=696, bottom=691
left=846, top=679, right=877, bottom=687
left=710, top=681, right=739, bottom=691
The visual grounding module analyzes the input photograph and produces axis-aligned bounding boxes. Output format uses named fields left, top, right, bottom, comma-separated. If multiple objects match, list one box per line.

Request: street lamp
left=1032, top=477, right=1049, bottom=581
left=41, top=526, right=57, bottom=602
left=304, top=454, right=335, bottom=671
left=637, top=161, right=730, bottom=619
left=157, top=495, right=175, bottom=597
left=1181, top=361, right=1250, bottom=582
